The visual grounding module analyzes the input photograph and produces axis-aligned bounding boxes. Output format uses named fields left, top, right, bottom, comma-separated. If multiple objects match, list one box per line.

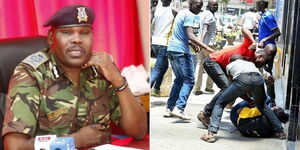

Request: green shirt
left=2, top=49, right=121, bottom=137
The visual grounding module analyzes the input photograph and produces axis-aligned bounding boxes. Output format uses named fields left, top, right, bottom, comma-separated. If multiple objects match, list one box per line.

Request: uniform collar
left=49, top=51, right=64, bottom=80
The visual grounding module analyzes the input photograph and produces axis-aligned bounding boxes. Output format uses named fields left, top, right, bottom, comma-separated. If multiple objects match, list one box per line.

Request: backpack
left=236, top=115, right=274, bottom=137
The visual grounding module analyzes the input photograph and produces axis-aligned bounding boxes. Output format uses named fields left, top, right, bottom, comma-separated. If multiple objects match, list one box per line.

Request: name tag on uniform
left=47, top=107, right=68, bottom=121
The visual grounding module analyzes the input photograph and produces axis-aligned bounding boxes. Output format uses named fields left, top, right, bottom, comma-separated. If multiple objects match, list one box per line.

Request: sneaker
left=193, top=90, right=203, bottom=95
left=201, top=132, right=216, bottom=143
left=180, top=111, right=192, bottom=120
left=163, top=108, right=172, bottom=117
left=274, top=132, right=286, bottom=139
left=151, top=89, right=161, bottom=97
left=205, top=88, right=215, bottom=93
left=197, top=111, right=210, bottom=127
left=171, top=107, right=191, bottom=120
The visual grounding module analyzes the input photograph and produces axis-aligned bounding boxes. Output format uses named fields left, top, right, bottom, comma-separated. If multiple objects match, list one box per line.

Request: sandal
left=274, top=132, right=286, bottom=139
left=201, top=132, right=216, bottom=143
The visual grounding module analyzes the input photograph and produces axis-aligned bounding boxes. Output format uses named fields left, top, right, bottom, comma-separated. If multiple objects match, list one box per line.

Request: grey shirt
left=201, top=10, right=217, bottom=45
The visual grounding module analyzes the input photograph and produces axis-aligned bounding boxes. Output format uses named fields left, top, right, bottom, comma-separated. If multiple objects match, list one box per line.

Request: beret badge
left=77, top=7, right=88, bottom=23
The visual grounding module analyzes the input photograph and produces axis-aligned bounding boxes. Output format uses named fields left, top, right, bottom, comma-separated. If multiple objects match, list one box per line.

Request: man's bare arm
left=200, top=24, right=209, bottom=43
left=84, top=52, right=148, bottom=139
left=258, top=28, right=281, bottom=48
left=241, top=26, right=256, bottom=44
left=4, top=133, right=34, bottom=150
left=186, top=27, right=215, bottom=53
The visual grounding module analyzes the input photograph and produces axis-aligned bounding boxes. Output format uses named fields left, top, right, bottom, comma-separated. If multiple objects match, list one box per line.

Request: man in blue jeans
left=200, top=54, right=286, bottom=142
left=164, top=0, right=215, bottom=120
left=150, top=0, right=177, bottom=97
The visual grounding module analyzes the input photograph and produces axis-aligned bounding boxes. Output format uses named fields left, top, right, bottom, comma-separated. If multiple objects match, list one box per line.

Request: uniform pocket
left=39, top=106, right=74, bottom=130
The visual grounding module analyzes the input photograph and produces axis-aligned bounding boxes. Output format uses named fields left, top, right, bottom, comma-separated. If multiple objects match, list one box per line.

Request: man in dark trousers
left=257, top=0, right=281, bottom=103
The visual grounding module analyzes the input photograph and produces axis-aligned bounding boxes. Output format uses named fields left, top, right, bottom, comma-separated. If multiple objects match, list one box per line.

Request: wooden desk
left=139, top=94, right=149, bottom=112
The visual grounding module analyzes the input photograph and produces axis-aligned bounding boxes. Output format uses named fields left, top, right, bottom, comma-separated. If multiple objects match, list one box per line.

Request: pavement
left=150, top=41, right=287, bottom=150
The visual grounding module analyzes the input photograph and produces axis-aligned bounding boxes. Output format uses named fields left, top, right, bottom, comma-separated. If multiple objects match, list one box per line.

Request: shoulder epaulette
left=22, top=51, right=49, bottom=69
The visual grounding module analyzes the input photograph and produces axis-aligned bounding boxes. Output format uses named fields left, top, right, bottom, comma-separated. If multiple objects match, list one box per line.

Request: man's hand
left=258, top=40, right=265, bottom=48
left=248, top=43, right=257, bottom=51
left=206, top=47, right=215, bottom=54
left=267, top=75, right=275, bottom=84
left=189, top=42, right=200, bottom=53
left=73, top=124, right=111, bottom=148
left=83, top=52, right=147, bottom=140
left=83, top=52, right=124, bottom=88
left=248, top=100, right=256, bottom=108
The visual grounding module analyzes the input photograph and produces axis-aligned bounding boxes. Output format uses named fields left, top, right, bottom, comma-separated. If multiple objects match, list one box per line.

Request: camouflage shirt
left=2, top=48, right=121, bottom=138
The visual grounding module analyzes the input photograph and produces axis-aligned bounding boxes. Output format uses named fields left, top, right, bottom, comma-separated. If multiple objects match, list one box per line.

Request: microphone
left=50, top=137, right=76, bottom=150
left=34, top=135, right=57, bottom=150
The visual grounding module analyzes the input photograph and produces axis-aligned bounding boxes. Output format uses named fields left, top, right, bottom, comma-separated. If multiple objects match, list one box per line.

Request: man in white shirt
left=241, top=7, right=260, bottom=33
left=151, top=0, right=177, bottom=97
left=193, top=0, right=219, bottom=95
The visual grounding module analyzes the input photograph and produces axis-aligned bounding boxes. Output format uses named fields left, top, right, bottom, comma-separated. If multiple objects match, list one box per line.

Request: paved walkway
left=150, top=41, right=287, bottom=149
left=150, top=74, right=287, bottom=150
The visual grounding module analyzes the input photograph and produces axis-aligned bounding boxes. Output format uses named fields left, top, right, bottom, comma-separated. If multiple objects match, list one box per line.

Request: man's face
left=209, top=2, right=219, bottom=12
left=48, top=26, right=93, bottom=69
left=151, top=0, right=158, bottom=8
left=161, top=0, right=172, bottom=6
left=256, top=1, right=266, bottom=12
left=254, top=54, right=267, bottom=68
left=190, top=1, right=203, bottom=15
left=264, top=47, right=277, bottom=58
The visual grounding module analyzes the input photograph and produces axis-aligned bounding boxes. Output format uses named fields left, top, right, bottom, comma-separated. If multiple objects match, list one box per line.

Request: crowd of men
left=151, top=0, right=289, bottom=143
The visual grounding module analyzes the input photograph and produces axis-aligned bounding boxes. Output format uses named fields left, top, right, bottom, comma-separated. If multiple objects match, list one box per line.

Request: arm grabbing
left=186, top=27, right=215, bottom=53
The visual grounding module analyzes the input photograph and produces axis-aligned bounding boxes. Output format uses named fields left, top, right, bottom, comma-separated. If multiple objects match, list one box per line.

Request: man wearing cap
left=2, top=5, right=147, bottom=149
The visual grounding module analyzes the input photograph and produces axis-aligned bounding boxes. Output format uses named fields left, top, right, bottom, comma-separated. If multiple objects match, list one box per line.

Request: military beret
left=44, top=4, right=95, bottom=28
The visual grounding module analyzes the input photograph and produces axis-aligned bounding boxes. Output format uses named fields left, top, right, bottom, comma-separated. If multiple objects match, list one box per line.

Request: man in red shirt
left=197, top=26, right=270, bottom=127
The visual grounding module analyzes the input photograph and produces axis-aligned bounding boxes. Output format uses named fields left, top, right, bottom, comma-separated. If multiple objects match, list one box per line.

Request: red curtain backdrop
left=0, top=0, right=144, bottom=70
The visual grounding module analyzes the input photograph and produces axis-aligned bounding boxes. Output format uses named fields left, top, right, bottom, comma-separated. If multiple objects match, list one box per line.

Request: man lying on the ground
left=230, top=100, right=289, bottom=138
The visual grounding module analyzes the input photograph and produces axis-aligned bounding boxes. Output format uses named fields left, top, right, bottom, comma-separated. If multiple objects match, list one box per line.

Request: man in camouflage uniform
left=2, top=5, right=147, bottom=149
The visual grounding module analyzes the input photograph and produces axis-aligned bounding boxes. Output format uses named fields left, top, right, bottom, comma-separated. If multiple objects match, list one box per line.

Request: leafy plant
left=225, top=31, right=238, bottom=37
left=215, top=33, right=225, bottom=41
left=220, top=0, right=230, bottom=5
left=214, top=33, right=226, bottom=50
left=225, top=29, right=240, bottom=37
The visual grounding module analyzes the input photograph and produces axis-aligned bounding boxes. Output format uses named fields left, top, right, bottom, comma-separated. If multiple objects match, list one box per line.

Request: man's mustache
left=67, top=45, right=84, bottom=51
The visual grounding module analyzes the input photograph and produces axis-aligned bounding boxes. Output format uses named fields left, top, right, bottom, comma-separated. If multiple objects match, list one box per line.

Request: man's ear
left=47, top=29, right=54, bottom=46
